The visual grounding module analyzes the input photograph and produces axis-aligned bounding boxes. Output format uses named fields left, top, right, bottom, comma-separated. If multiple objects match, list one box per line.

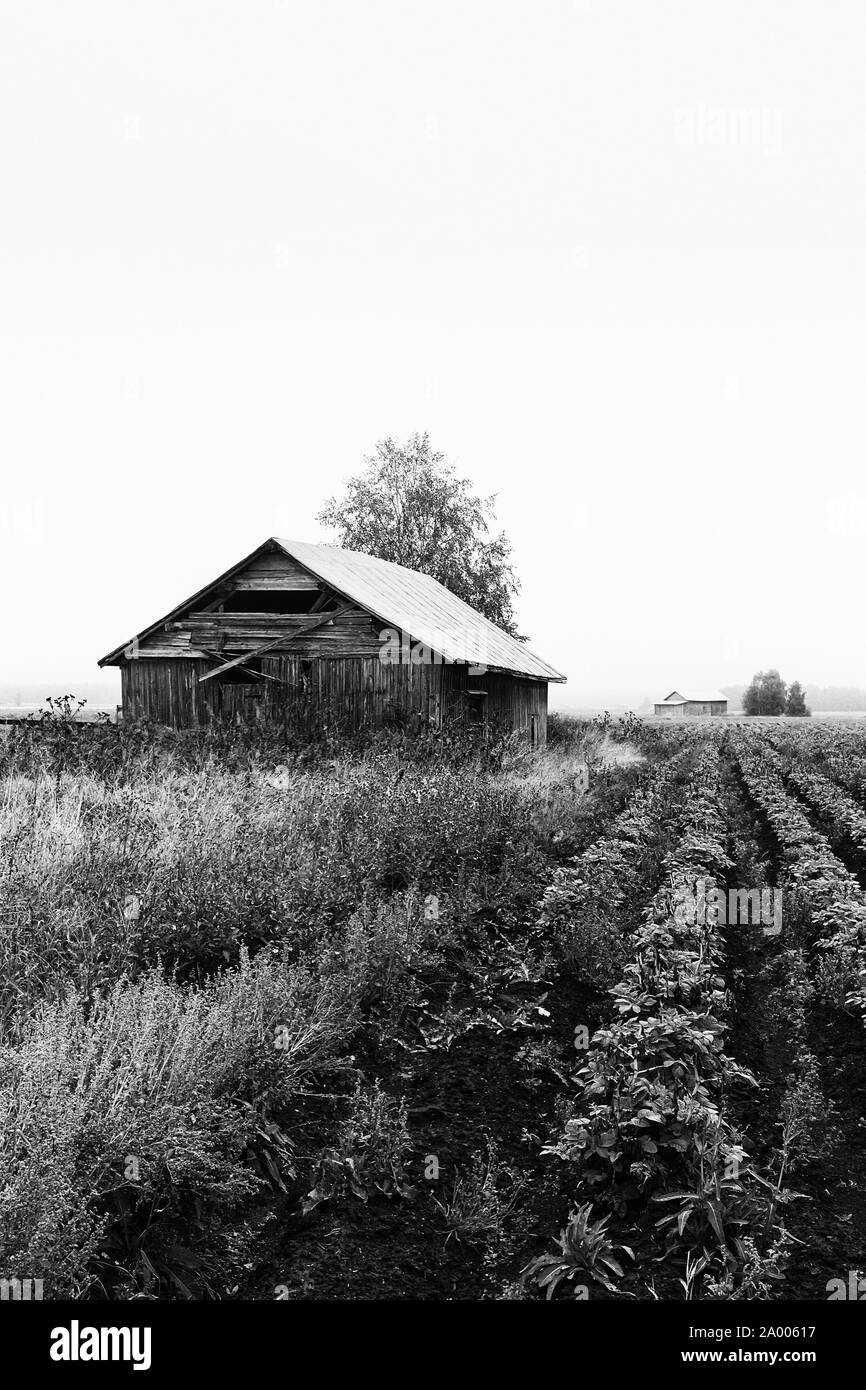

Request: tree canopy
left=785, top=680, right=810, bottom=717
left=317, top=433, right=522, bottom=635
left=743, top=670, right=810, bottom=716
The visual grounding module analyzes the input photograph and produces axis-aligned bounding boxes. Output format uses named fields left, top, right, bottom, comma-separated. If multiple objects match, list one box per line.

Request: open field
left=1, top=712, right=865, bottom=1300
left=645, top=716, right=866, bottom=725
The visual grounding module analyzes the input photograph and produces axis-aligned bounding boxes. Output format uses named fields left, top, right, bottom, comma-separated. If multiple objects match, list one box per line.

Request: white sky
left=1, top=0, right=864, bottom=705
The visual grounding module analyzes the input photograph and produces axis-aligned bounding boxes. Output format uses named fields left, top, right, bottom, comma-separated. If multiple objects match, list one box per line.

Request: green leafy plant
left=523, top=1204, right=632, bottom=1297
left=303, top=1079, right=414, bottom=1212
left=432, top=1139, right=525, bottom=1246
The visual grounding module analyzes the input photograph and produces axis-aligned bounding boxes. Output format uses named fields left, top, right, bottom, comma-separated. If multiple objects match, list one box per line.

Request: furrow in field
left=525, top=738, right=767, bottom=1298
left=731, top=734, right=866, bottom=1024
left=537, top=741, right=706, bottom=993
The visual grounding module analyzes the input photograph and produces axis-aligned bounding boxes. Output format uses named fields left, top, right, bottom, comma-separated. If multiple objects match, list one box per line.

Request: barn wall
left=262, top=653, right=443, bottom=730
left=119, top=654, right=549, bottom=742
left=119, top=655, right=446, bottom=731
left=472, top=672, right=548, bottom=744
left=135, top=609, right=385, bottom=660
left=188, top=612, right=384, bottom=655
left=231, top=550, right=319, bottom=590
left=654, top=701, right=727, bottom=717
left=123, top=659, right=213, bottom=725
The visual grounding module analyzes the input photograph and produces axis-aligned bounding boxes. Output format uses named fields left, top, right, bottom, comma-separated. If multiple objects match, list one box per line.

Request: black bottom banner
left=2, top=1296, right=858, bottom=1377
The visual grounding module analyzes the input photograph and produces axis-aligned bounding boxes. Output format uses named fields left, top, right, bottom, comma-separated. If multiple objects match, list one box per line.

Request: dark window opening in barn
left=216, top=657, right=265, bottom=685
left=466, top=690, right=487, bottom=726
left=222, top=590, right=322, bottom=614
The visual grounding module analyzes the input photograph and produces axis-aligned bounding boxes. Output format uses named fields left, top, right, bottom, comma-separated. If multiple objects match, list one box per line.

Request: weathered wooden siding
left=439, top=665, right=543, bottom=737
left=136, top=606, right=391, bottom=660
left=654, top=701, right=727, bottom=717
left=123, top=659, right=213, bottom=725
left=228, top=549, right=320, bottom=590
left=264, top=655, right=443, bottom=730
left=186, top=611, right=385, bottom=657
left=122, top=655, right=445, bottom=731
left=119, top=653, right=549, bottom=742
left=468, top=671, right=548, bottom=743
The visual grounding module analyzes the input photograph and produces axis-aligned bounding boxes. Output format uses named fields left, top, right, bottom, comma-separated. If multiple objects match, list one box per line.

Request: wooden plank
left=186, top=630, right=382, bottom=656
left=128, top=647, right=211, bottom=659
left=309, top=587, right=339, bottom=613
left=139, top=629, right=198, bottom=651
left=181, top=611, right=371, bottom=631
left=197, top=649, right=289, bottom=685
left=198, top=605, right=355, bottom=683
left=232, top=575, right=320, bottom=591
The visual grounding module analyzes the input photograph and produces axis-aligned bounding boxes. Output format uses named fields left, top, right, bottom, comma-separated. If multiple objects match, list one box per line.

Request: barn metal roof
left=661, top=689, right=728, bottom=704
left=100, top=538, right=566, bottom=682
left=275, top=540, right=565, bottom=681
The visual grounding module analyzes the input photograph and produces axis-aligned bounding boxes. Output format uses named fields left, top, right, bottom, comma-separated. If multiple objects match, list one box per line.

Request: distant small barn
left=99, top=538, right=566, bottom=743
left=654, top=689, right=728, bottom=717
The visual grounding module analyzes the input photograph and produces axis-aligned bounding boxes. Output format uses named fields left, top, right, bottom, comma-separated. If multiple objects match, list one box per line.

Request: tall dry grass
left=0, top=718, right=617, bottom=1295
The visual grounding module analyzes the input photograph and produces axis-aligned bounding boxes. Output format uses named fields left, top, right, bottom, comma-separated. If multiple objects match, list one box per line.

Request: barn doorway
left=466, top=689, right=487, bottom=730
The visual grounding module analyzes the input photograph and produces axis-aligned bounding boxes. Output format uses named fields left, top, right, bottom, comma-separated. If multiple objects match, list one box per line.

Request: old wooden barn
left=654, top=689, right=728, bottom=717
left=99, top=538, right=566, bottom=743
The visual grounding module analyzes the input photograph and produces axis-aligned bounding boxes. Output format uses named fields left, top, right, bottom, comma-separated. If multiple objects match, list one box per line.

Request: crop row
left=786, top=763, right=866, bottom=857
left=757, top=726, right=866, bottom=842
left=537, top=743, right=702, bottom=984
left=762, top=723, right=866, bottom=805
left=732, top=735, right=866, bottom=1022
left=527, top=742, right=763, bottom=1296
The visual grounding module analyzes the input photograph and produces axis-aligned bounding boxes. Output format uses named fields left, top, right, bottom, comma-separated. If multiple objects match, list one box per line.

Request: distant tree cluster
left=743, top=670, right=810, bottom=717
